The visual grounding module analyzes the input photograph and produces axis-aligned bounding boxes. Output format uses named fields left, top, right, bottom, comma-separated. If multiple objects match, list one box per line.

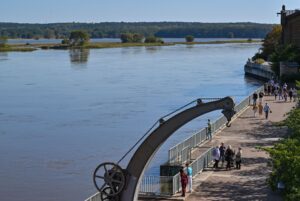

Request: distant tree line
left=0, top=22, right=274, bottom=39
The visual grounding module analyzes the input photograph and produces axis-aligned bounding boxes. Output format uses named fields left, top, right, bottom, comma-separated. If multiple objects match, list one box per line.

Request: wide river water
left=0, top=43, right=262, bottom=201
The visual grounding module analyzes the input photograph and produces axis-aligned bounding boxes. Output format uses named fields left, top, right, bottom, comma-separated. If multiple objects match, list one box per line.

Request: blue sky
left=1, top=0, right=299, bottom=23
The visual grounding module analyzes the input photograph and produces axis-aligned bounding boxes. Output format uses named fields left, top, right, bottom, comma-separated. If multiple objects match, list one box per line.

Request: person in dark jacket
left=235, top=147, right=242, bottom=169
left=180, top=168, right=188, bottom=197
left=225, top=145, right=234, bottom=170
left=219, top=142, right=226, bottom=168
left=252, top=92, right=258, bottom=106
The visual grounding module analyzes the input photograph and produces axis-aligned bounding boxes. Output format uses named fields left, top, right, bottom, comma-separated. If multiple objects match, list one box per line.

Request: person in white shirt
left=212, top=146, right=220, bottom=169
left=185, top=163, right=193, bottom=193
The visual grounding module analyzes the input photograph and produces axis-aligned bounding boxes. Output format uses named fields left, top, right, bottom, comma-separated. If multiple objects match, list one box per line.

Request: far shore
left=0, top=39, right=262, bottom=52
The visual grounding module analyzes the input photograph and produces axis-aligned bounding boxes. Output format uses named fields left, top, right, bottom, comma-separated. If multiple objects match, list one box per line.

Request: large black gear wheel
left=93, top=162, right=125, bottom=197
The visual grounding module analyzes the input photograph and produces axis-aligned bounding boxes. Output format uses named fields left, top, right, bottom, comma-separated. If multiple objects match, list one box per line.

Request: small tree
left=132, top=33, right=144, bottom=43
left=120, top=33, right=143, bottom=43
left=144, top=36, right=157, bottom=43
left=0, top=36, right=8, bottom=48
left=185, top=35, right=194, bottom=42
left=120, top=33, right=133, bottom=43
left=69, top=30, right=90, bottom=46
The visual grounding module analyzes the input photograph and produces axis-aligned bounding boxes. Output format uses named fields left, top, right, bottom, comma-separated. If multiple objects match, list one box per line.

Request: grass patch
left=0, top=45, right=37, bottom=52
left=175, top=39, right=262, bottom=45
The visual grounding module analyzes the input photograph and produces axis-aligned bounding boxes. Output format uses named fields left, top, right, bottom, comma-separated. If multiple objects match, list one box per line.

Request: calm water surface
left=0, top=43, right=261, bottom=201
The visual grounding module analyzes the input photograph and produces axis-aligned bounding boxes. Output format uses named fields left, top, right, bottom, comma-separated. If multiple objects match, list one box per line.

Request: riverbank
left=0, top=39, right=262, bottom=52
left=0, top=46, right=37, bottom=52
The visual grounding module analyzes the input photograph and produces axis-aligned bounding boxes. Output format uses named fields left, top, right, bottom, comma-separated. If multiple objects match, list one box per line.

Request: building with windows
left=280, top=5, right=300, bottom=47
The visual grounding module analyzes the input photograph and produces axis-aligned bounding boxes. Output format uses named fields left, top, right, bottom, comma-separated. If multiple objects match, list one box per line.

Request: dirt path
left=185, top=96, right=296, bottom=201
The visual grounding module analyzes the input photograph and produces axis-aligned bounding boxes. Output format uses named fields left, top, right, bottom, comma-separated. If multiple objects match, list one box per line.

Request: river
left=0, top=43, right=261, bottom=201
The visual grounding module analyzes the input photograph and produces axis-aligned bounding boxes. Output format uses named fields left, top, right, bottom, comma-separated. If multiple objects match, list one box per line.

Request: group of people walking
left=252, top=88, right=272, bottom=119
left=180, top=144, right=243, bottom=196
left=212, top=142, right=242, bottom=170
left=264, top=81, right=297, bottom=102
left=252, top=80, right=297, bottom=119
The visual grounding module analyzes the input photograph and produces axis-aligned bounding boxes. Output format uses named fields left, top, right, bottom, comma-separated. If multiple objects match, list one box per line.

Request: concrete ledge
left=139, top=194, right=185, bottom=201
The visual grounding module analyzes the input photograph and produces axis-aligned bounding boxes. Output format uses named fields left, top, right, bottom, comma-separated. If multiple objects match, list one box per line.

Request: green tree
left=132, top=33, right=144, bottom=43
left=144, top=36, right=163, bottom=43
left=120, top=33, right=133, bottom=43
left=270, top=44, right=300, bottom=76
left=185, top=35, right=194, bottom=42
left=0, top=36, right=8, bottom=48
left=259, top=25, right=282, bottom=60
left=120, top=33, right=144, bottom=43
left=144, top=36, right=157, bottom=43
left=69, top=30, right=90, bottom=46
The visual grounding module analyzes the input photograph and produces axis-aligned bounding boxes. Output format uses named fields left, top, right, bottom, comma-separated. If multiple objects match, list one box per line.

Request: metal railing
left=85, top=192, right=101, bottom=201
left=168, top=127, right=207, bottom=164
left=139, top=176, right=173, bottom=195
left=168, top=85, right=265, bottom=164
left=285, top=10, right=298, bottom=16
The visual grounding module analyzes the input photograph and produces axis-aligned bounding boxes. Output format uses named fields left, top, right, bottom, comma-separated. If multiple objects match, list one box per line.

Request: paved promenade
left=185, top=96, right=296, bottom=201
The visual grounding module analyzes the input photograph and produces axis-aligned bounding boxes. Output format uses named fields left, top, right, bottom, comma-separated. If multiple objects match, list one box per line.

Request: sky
left=0, top=0, right=300, bottom=24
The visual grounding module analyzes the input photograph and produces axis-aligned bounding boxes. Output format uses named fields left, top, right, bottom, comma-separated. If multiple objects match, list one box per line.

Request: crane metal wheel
left=93, top=162, right=125, bottom=197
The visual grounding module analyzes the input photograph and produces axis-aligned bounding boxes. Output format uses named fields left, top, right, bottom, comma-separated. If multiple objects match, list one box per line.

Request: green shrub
left=69, top=30, right=90, bottom=46
left=120, top=33, right=144, bottom=43
left=0, top=36, right=8, bottom=48
left=281, top=74, right=300, bottom=85
left=144, top=36, right=163, bottom=43
left=185, top=35, right=194, bottom=42
left=255, top=58, right=265, bottom=64
left=266, top=106, right=300, bottom=200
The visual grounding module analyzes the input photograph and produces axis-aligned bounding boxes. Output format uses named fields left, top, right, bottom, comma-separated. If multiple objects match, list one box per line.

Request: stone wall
left=244, top=61, right=275, bottom=80
left=280, top=62, right=299, bottom=76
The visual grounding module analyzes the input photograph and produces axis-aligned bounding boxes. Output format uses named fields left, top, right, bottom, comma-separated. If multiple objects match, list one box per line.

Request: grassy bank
left=0, top=39, right=262, bottom=52
left=175, top=39, right=262, bottom=45
left=0, top=45, right=37, bottom=52
left=266, top=81, right=300, bottom=201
